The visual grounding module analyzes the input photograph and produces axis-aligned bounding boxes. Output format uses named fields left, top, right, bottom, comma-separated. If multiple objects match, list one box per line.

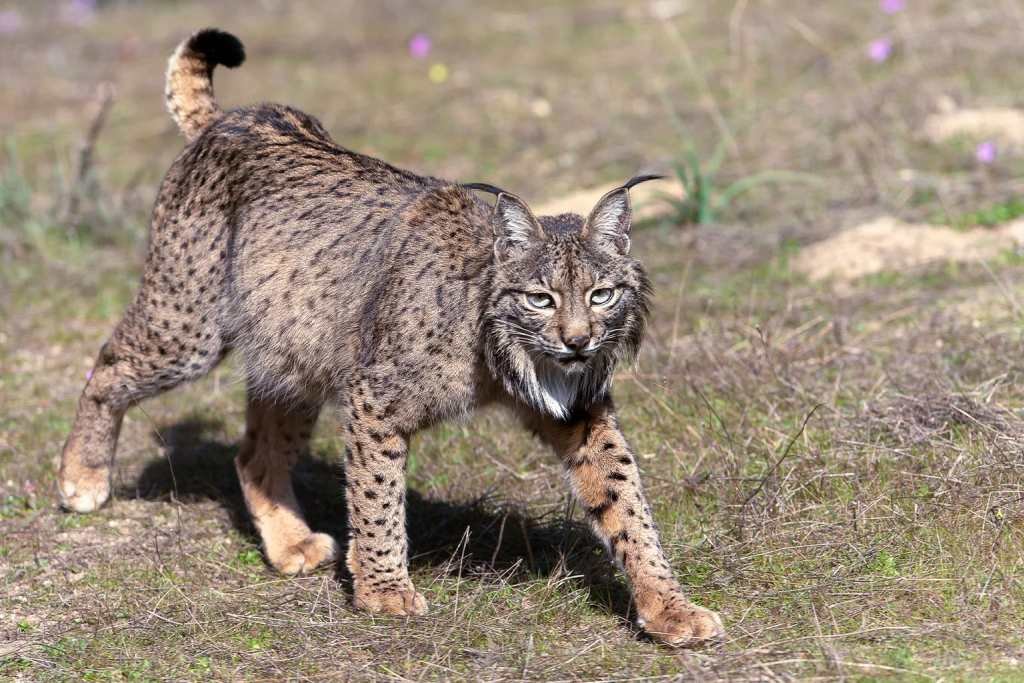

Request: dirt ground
left=2, top=1, right=1024, bottom=681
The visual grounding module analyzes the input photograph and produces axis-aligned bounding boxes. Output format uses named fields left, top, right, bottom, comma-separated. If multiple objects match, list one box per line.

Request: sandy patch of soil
left=793, top=215, right=1024, bottom=285
left=923, top=106, right=1024, bottom=147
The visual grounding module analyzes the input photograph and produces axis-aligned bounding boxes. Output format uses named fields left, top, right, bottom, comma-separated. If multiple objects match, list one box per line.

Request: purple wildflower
left=868, top=38, right=893, bottom=63
left=976, top=141, right=997, bottom=165
left=880, top=0, right=905, bottom=14
left=0, top=9, right=23, bottom=34
left=408, top=33, right=431, bottom=60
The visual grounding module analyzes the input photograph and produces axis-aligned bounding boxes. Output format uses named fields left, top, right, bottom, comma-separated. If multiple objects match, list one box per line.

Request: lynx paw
left=58, top=466, right=111, bottom=513
left=270, top=532, right=338, bottom=575
left=641, top=602, right=724, bottom=647
left=353, top=584, right=428, bottom=616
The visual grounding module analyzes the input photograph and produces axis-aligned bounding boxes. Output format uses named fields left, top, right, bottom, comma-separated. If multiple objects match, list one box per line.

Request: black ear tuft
left=462, top=182, right=509, bottom=196
left=621, top=174, right=666, bottom=191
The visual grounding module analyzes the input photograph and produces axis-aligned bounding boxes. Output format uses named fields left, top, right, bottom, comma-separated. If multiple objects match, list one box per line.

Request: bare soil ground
left=792, top=215, right=1024, bottom=285
left=2, top=1, right=1024, bottom=681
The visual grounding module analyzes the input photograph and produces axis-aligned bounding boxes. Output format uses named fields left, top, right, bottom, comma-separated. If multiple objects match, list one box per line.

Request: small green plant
left=235, top=548, right=263, bottom=567
left=0, top=656, right=31, bottom=676
left=243, top=627, right=273, bottom=651
left=887, top=645, right=917, bottom=671
left=42, top=636, right=89, bottom=659
left=58, top=513, right=90, bottom=530
left=866, top=549, right=900, bottom=577
left=0, top=495, right=32, bottom=520
left=190, top=656, right=212, bottom=674
left=936, top=197, right=1024, bottom=229
left=663, top=136, right=817, bottom=225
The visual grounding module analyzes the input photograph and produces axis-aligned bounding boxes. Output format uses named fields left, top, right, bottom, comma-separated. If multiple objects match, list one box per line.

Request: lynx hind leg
left=59, top=297, right=225, bottom=513
left=235, top=396, right=337, bottom=575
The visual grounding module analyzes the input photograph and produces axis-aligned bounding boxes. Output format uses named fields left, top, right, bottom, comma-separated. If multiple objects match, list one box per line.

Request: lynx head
left=472, top=176, right=657, bottom=420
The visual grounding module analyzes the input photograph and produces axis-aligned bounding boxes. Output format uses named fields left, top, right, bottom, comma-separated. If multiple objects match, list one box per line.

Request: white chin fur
left=522, top=357, right=612, bottom=420
left=496, top=342, right=614, bottom=420
left=509, top=356, right=570, bottom=420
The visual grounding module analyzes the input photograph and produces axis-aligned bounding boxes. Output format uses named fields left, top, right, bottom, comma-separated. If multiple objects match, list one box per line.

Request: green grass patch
left=934, top=197, right=1024, bottom=230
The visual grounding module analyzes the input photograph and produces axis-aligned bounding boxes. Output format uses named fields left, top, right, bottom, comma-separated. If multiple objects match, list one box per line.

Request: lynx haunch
left=58, top=28, right=723, bottom=646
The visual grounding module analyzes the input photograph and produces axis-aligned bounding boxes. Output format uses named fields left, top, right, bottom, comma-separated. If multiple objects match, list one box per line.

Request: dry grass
left=3, top=1, right=1024, bottom=681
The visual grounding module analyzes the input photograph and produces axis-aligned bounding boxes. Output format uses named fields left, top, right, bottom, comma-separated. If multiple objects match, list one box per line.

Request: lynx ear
left=464, top=183, right=544, bottom=261
left=583, top=174, right=664, bottom=254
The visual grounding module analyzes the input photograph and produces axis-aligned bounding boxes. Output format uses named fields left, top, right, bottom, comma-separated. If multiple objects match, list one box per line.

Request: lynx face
left=482, top=185, right=651, bottom=419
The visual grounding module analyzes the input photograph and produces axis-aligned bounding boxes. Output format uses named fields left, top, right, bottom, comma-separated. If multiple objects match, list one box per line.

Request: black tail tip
left=189, top=28, right=245, bottom=68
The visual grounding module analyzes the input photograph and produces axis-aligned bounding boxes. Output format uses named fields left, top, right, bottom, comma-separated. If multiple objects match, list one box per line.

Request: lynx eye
left=590, top=287, right=616, bottom=306
left=525, top=292, right=556, bottom=310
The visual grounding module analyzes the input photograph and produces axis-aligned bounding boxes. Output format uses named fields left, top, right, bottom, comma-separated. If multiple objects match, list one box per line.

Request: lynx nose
left=563, top=334, right=591, bottom=352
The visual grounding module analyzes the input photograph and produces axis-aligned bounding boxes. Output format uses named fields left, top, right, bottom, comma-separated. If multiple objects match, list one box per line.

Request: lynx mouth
left=555, top=353, right=591, bottom=371
left=553, top=343, right=599, bottom=362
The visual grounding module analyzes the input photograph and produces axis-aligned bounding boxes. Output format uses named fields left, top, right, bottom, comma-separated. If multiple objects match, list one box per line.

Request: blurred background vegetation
left=2, top=1, right=1024, bottom=680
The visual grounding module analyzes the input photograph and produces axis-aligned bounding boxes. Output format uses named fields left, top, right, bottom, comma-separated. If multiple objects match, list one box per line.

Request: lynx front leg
left=539, top=402, right=724, bottom=647
left=341, top=394, right=426, bottom=616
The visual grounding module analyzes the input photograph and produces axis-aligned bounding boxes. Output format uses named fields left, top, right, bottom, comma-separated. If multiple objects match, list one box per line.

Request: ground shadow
left=122, top=417, right=636, bottom=629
